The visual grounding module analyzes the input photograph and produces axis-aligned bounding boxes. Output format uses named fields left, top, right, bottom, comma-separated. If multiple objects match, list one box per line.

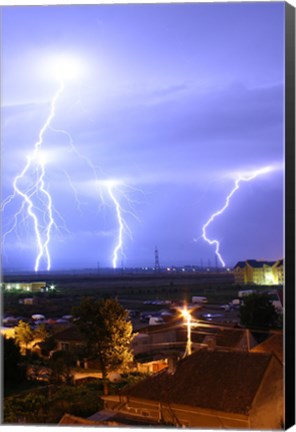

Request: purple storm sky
left=1, top=3, right=285, bottom=271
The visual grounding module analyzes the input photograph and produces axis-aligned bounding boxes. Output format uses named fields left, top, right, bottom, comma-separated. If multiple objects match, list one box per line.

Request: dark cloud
left=1, top=3, right=284, bottom=270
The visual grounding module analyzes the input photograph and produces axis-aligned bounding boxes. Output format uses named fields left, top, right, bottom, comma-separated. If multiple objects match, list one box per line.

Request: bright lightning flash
left=201, top=166, right=273, bottom=267
left=1, top=56, right=82, bottom=271
left=102, top=180, right=140, bottom=269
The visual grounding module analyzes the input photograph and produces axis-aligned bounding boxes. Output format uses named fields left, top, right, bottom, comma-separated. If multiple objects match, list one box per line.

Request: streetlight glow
left=182, top=306, right=192, bottom=357
left=182, top=308, right=190, bottom=319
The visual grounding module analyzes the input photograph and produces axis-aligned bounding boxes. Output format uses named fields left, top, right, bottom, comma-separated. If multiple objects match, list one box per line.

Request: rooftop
left=251, top=332, right=283, bottom=363
left=53, top=324, right=85, bottom=342
left=121, top=350, right=272, bottom=415
left=246, top=260, right=276, bottom=268
left=233, top=259, right=283, bottom=270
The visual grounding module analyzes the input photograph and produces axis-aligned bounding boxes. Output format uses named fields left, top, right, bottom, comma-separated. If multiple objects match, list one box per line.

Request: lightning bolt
left=201, top=166, right=272, bottom=267
left=107, top=185, right=124, bottom=269
left=1, top=79, right=64, bottom=271
left=103, top=180, right=140, bottom=269
left=49, top=126, right=105, bottom=210
left=2, top=56, right=143, bottom=271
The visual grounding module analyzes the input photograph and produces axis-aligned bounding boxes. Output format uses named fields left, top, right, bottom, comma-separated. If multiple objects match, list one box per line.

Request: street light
left=182, top=307, right=192, bottom=357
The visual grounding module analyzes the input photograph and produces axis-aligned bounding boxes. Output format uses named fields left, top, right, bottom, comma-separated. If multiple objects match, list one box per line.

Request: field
left=2, top=271, right=240, bottom=318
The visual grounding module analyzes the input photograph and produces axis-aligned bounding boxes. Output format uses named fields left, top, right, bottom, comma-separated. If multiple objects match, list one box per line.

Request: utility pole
left=182, top=307, right=192, bottom=357
left=154, top=246, right=160, bottom=273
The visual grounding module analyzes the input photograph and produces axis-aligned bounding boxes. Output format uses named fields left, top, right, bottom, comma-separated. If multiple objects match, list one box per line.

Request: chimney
left=167, top=354, right=178, bottom=374
left=206, top=336, right=216, bottom=351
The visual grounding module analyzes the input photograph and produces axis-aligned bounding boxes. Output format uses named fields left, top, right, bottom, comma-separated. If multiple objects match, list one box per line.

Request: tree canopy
left=72, top=297, right=134, bottom=394
left=239, top=292, right=279, bottom=329
left=49, top=350, right=75, bottom=384
left=14, top=321, right=49, bottom=354
left=14, top=321, right=34, bottom=352
left=3, top=336, right=26, bottom=394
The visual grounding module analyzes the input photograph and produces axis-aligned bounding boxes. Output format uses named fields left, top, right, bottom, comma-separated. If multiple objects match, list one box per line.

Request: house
left=136, top=358, right=168, bottom=374
left=133, top=322, right=258, bottom=359
left=233, top=259, right=284, bottom=285
left=251, top=332, right=283, bottom=364
left=131, top=333, right=151, bottom=355
left=53, top=325, right=86, bottom=352
left=234, top=261, right=247, bottom=285
left=132, top=321, right=181, bottom=357
left=273, top=259, right=284, bottom=285
left=101, top=350, right=283, bottom=429
left=20, top=297, right=39, bottom=305
left=1, top=281, right=46, bottom=292
left=200, top=327, right=258, bottom=351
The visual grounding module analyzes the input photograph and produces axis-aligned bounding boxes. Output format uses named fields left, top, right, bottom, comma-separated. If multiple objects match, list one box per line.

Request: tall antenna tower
left=154, top=246, right=160, bottom=272
left=200, top=258, right=204, bottom=271
left=215, top=254, right=218, bottom=272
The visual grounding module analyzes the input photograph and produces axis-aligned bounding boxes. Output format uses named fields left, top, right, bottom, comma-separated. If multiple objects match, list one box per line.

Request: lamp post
left=182, top=307, right=192, bottom=357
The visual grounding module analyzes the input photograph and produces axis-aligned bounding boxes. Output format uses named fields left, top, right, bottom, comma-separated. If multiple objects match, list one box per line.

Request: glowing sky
left=1, top=3, right=285, bottom=271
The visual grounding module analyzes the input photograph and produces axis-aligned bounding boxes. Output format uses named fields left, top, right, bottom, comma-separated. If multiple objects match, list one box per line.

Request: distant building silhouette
left=233, top=259, right=283, bottom=285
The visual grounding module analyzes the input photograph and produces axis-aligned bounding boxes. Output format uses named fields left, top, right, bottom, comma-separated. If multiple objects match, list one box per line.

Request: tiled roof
left=121, top=350, right=272, bottom=415
left=234, top=259, right=282, bottom=270
left=233, top=261, right=246, bottom=269
left=140, top=320, right=183, bottom=335
left=53, top=325, right=85, bottom=342
left=251, top=333, right=283, bottom=363
left=178, top=327, right=244, bottom=348
left=246, top=260, right=276, bottom=268
left=215, top=329, right=244, bottom=347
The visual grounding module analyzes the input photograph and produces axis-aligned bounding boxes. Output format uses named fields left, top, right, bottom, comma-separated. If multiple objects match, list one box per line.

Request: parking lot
left=120, top=297, right=241, bottom=331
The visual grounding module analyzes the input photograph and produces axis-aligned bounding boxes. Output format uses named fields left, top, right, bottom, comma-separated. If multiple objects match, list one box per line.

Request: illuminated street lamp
left=182, top=307, right=192, bottom=357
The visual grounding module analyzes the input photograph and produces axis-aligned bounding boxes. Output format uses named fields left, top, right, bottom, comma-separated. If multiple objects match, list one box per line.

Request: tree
left=32, top=323, right=50, bottom=354
left=73, top=297, right=134, bottom=394
left=39, top=335, right=57, bottom=357
left=14, top=321, right=34, bottom=353
left=239, top=293, right=279, bottom=329
left=49, top=350, right=75, bottom=384
left=3, top=336, right=26, bottom=394
left=34, top=323, right=49, bottom=341
left=4, top=392, right=48, bottom=423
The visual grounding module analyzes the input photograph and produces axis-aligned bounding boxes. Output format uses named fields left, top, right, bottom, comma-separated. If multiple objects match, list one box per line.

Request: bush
left=239, top=293, right=279, bottom=329
left=3, top=336, right=27, bottom=395
left=4, top=383, right=104, bottom=424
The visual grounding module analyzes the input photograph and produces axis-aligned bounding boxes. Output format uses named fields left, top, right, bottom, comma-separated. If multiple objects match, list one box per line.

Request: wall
left=249, top=356, right=284, bottom=429
left=103, top=395, right=250, bottom=428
